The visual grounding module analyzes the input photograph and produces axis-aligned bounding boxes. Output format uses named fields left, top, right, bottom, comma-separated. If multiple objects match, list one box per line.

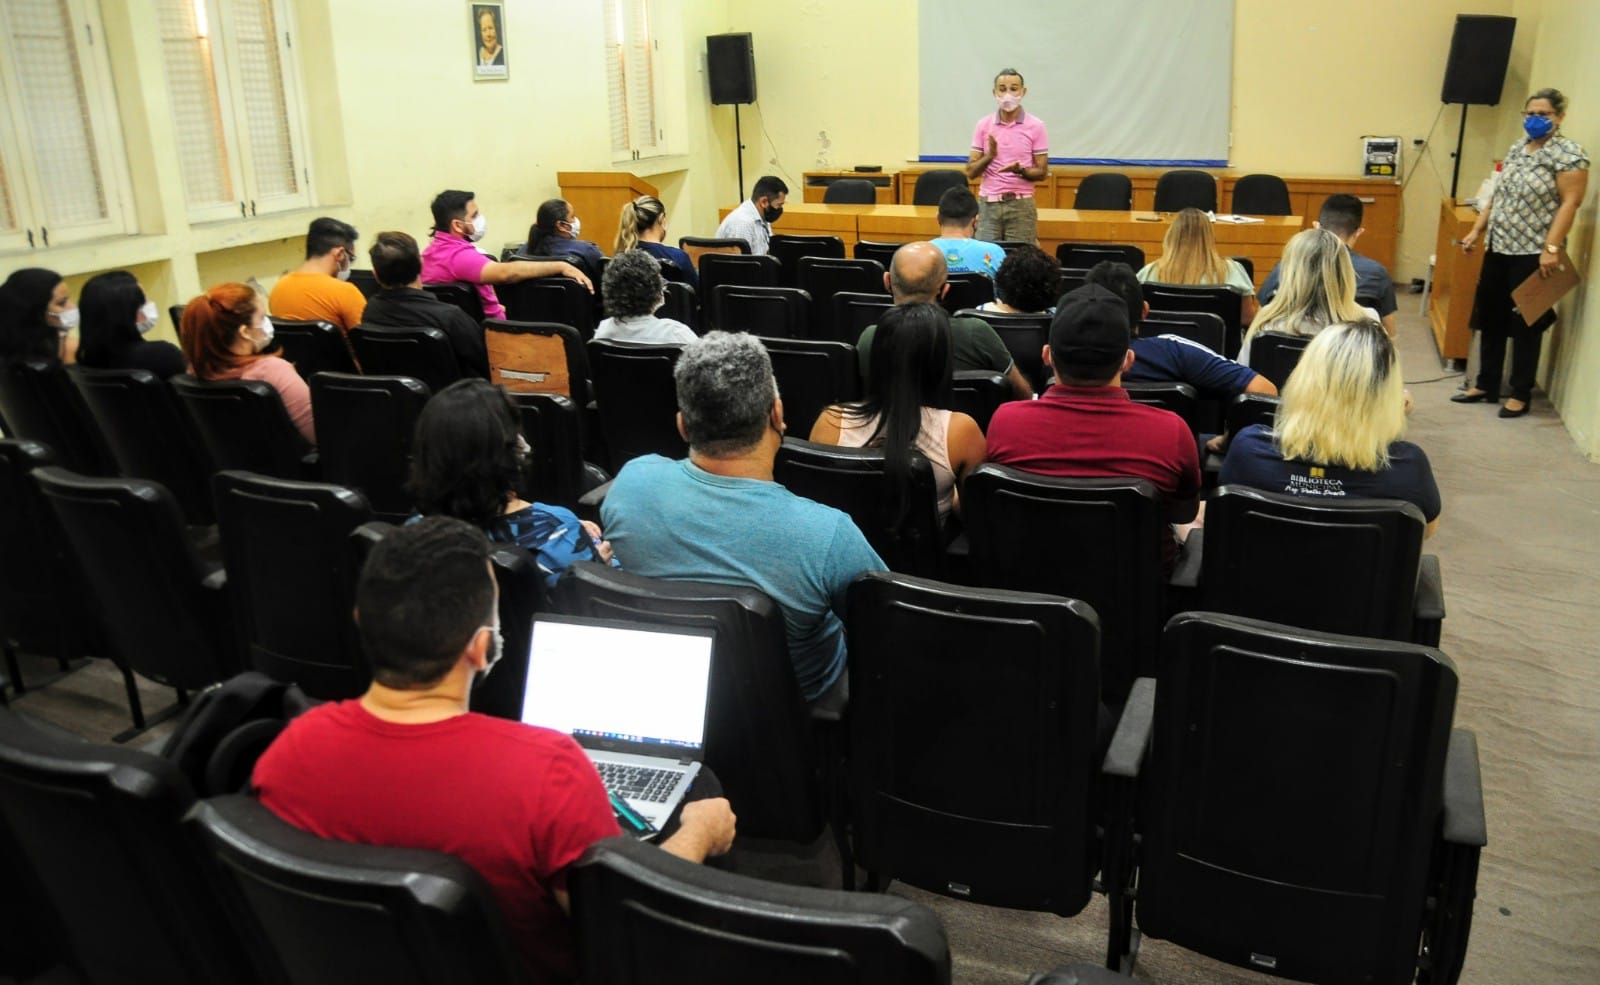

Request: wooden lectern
left=1428, top=198, right=1485, bottom=361
left=557, top=172, right=659, bottom=263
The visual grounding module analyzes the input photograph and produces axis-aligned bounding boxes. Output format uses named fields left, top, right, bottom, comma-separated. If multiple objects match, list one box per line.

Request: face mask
left=762, top=205, right=783, bottom=223
left=476, top=616, right=505, bottom=681
left=53, top=307, right=80, bottom=332
left=336, top=259, right=352, bottom=281
left=466, top=214, right=488, bottom=242
left=254, top=316, right=275, bottom=351
left=1524, top=114, right=1556, bottom=140
left=565, top=217, right=582, bottom=239
left=996, top=92, right=1022, bottom=112
left=136, top=301, right=159, bottom=334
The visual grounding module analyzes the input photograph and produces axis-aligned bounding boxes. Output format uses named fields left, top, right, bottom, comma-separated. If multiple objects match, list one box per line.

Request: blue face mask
left=1524, top=115, right=1556, bottom=140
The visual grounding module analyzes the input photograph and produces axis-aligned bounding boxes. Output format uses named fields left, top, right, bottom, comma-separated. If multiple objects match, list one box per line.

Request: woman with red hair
left=180, top=282, right=315, bottom=444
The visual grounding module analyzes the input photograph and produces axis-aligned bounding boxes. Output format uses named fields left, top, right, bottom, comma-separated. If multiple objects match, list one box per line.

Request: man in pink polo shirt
left=421, top=189, right=592, bottom=320
left=965, top=68, right=1050, bottom=245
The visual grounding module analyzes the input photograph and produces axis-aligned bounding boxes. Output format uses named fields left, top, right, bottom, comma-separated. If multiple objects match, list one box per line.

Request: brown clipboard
left=1511, top=250, right=1581, bottom=324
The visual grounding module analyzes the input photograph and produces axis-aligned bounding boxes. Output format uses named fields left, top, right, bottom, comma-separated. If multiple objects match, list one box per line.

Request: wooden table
left=800, top=169, right=897, bottom=204
left=1428, top=198, right=1484, bottom=361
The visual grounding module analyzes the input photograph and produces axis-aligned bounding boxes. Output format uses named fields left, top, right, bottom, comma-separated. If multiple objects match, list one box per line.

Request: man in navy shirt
left=1257, top=194, right=1399, bottom=334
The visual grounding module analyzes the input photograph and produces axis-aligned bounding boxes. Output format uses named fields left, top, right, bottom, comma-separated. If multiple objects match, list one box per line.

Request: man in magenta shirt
left=966, top=68, right=1050, bottom=245
left=420, top=189, right=593, bottom=320
left=986, top=284, right=1201, bottom=572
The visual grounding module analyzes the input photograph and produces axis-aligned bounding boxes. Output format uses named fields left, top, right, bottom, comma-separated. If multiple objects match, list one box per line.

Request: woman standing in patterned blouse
left=1455, top=88, right=1589, bottom=418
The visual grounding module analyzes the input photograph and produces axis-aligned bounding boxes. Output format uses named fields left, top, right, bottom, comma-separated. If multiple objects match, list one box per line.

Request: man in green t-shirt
left=856, top=241, right=1033, bottom=401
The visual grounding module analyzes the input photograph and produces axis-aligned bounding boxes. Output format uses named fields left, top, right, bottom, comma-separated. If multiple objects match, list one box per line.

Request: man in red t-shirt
left=253, top=517, right=735, bottom=983
left=985, top=284, right=1202, bottom=569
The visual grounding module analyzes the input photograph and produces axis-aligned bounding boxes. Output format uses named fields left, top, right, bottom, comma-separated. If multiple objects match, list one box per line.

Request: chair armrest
left=1442, top=728, right=1486, bottom=848
left=1168, top=528, right=1203, bottom=589
left=1415, top=554, right=1445, bottom=621
left=577, top=478, right=613, bottom=510
left=1103, top=677, right=1156, bottom=778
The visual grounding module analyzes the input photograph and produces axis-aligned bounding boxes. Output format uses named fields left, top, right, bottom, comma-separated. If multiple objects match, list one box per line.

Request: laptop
left=520, top=614, right=714, bottom=838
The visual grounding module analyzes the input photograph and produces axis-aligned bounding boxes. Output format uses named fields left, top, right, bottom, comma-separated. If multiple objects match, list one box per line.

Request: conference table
left=741, top=203, right=1304, bottom=290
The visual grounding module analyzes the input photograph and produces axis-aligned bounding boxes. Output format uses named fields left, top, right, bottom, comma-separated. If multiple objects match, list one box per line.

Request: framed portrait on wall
left=471, top=2, right=508, bottom=80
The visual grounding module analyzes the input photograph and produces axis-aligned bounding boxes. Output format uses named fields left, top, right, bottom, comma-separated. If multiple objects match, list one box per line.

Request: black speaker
left=1440, top=15, right=1516, bottom=105
left=707, top=33, right=755, bottom=105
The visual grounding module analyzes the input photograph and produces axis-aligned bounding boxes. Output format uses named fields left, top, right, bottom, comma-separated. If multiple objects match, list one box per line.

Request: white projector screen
left=918, top=0, right=1234, bottom=165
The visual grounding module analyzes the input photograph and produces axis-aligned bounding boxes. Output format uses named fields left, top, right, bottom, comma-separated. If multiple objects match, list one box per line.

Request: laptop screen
left=520, top=616, right=713, bottom=751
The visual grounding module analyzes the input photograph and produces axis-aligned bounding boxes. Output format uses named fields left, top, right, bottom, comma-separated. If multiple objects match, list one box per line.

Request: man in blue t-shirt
left=601, top=332, right=885, bottom=703
left=1257, top=193, right=1399, bottom=334
left=929, top=187, right=1007, bottom=278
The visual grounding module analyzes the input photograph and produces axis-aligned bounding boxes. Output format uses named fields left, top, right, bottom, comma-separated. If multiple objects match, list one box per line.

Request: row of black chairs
left=901, top=168, right=1295, bottom=216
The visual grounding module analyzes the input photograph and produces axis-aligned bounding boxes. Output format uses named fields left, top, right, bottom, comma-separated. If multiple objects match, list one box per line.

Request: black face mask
left=762, top=205, right=783, bottom=223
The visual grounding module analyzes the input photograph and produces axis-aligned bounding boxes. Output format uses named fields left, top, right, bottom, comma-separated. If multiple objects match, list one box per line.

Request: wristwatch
left=1546, top=243, right=1561, bottom=254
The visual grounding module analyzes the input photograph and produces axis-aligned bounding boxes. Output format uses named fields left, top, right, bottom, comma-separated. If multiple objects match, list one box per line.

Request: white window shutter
left=624, top=0, right=656, bottom=154
left=0, top=156, right=17, bottom=233
left=603, top=0, right=629, bottom=154
left=157, top=0, right=237, bottom=214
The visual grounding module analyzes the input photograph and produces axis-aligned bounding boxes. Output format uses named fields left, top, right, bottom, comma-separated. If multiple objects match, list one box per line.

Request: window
left=604, top=0, right=660, bottom=160
left=0, top=0, right=134, bottom=252
left=157, top=0, right=311, bottom=222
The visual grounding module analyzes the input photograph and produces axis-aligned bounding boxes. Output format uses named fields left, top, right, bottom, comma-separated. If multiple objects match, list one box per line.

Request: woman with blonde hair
left=615, top=194, right=698, bottom=288
left=180, top=282, right=315, bottom=444
left=1239, top=227, right=1377, bottom=364
left=1220, top=319, right=1439, bottom=536
left=1137, top=207, right=1258, bottom=328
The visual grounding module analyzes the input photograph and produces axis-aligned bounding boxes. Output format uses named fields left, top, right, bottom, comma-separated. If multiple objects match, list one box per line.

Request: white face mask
left=467, top=213, right=488, bottom=242
left=253, top=316, right=275, bottom=351
left=565, top=216, right=582, bottom=239
left=136, top=301, right=160, bottom=334
left=336, top=259, right=352, bottom=281
left=53, top=307, right=81, bottom=332
left=476, top=615, right=504, bottom=682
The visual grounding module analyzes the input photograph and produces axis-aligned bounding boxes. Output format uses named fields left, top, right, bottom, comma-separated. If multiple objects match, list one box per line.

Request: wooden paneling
left=717, top=203, right=876, bottom=253
left=1428, top=199, right=1483, bottom=361
left=800, top=170, right=896, bottom=204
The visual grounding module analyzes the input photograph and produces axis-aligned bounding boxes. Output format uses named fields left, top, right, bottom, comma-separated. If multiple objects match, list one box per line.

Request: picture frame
left=471, top=2, right=508, bottom=81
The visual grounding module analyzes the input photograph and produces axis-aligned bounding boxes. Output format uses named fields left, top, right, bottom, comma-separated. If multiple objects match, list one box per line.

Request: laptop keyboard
left=595, top=762, right=684, bottom=803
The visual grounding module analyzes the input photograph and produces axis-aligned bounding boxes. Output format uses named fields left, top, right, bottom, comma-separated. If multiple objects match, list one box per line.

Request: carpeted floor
left=7, top=304, right=1599, bottom=983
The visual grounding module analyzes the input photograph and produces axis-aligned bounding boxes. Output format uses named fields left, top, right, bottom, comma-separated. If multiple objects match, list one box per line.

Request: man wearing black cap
left=985, top=283, right=1202, bottom=569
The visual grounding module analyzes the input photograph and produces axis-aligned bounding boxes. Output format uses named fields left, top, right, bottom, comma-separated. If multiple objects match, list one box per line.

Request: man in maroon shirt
left=253, top=517, right=735, bottom=982
left=985, top=284, right=1202, bottom=568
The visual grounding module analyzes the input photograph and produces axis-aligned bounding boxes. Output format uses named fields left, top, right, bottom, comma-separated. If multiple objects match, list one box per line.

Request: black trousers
left=1473, top=250, right=1554, bottom=402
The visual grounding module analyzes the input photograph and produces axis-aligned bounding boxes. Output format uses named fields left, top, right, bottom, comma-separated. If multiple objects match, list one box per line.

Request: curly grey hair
left=602, top=248, right=667, bottom=319
left=673, top=331, right=778, bottom=457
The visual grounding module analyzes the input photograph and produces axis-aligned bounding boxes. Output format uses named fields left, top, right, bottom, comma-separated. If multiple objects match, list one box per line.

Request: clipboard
left=1511, top=250, right=1580, bottom=325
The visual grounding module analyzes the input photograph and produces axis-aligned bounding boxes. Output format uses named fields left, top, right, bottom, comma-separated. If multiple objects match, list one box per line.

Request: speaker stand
left=734, top=103, right=747, bottom=201
left=1449, top=103, right=1468, bottom=198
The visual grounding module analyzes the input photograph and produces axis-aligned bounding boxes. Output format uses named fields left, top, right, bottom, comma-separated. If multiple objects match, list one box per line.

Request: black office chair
left=1073, top=173, right=1134, bottom=210
left=768, top=234, right=846, bottom=287
left=774, top=438, right=944, bottom=578
left=949, top=371, right=1010, bottom=433
left=1152, top=169, right=1218, bottom=213
left=712, top=284, right=812, bottom=338
left=845, top=571, right=1102, bottom=914
left=832, top=291, right=895, bottom=347
left=700, top=253, right=781, bottom=329
left=1059, top=266, right=1090, bottom=296
left=761, top=337, right=859, bottom=438
left=958, top=308, right=1050, bottom=392
left=660, top=281, right=699, bottom=332
left=1199, top=485, right=1445, bottom=646
left=509, top=392, right=608, bottom=510
left=473, top=544, right=544, bottom=721
left=171, top=375, right=314, bottom=480
left=1056, top=243, right=1146, bottom=271
left=586, top=340, right=684, bottom=473
left=33, top=467, right=237, bottom=738
left=941, top=271, right=995, bottom=314
left=497, top=276, right=597, bottom=340
left=1201, top=394, right=1280, bottom=478
left=1230, top=173, right=1292, bottom=215
left=1104, top=613, right=1483, bottom=984
left=421, top=281, right=486, bottom=324
left=823, top=178, right=877, bottom=204
left=797, top=257, right=888, bottom=342
left=1122, top=381, right=1200, bottom=437
left=483, top=318, right=592, bottom=406
left=0, top=706, right=260, bottom=984
left=853, top=240, right=903, bottom=268
left=69, top=366, right=216, bottom=525
left=270, top=319, right=358, bottom=379
left=1142, top=284, right=1243, bottom=359
left=678, top=236, right=751, bottom=272
left=187, top=794, right=525, bottom=985
left=0, top=358, right=118, bottom=476
left=963, top=465, right=1166, bottom=706
left=1246, top=330, right=1311, bottom=389
left=168, top=303, right=186, bottom=333
left=911, top=168, right=969, bottom=207
left=350, top=323, right=465, bottom=395
left=1232, top=255, right=1256, bottom=281
left=345, top=268, right=381, bottom=298
left=212, top=470, right=372, bottom=699
left=1140, top=311, right=1228, bottom=355
left=309, top=373, right=429, bottom=521
left=571, top=834, right=952, bottom=985
left=549, top=562, right=827, bottom=843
